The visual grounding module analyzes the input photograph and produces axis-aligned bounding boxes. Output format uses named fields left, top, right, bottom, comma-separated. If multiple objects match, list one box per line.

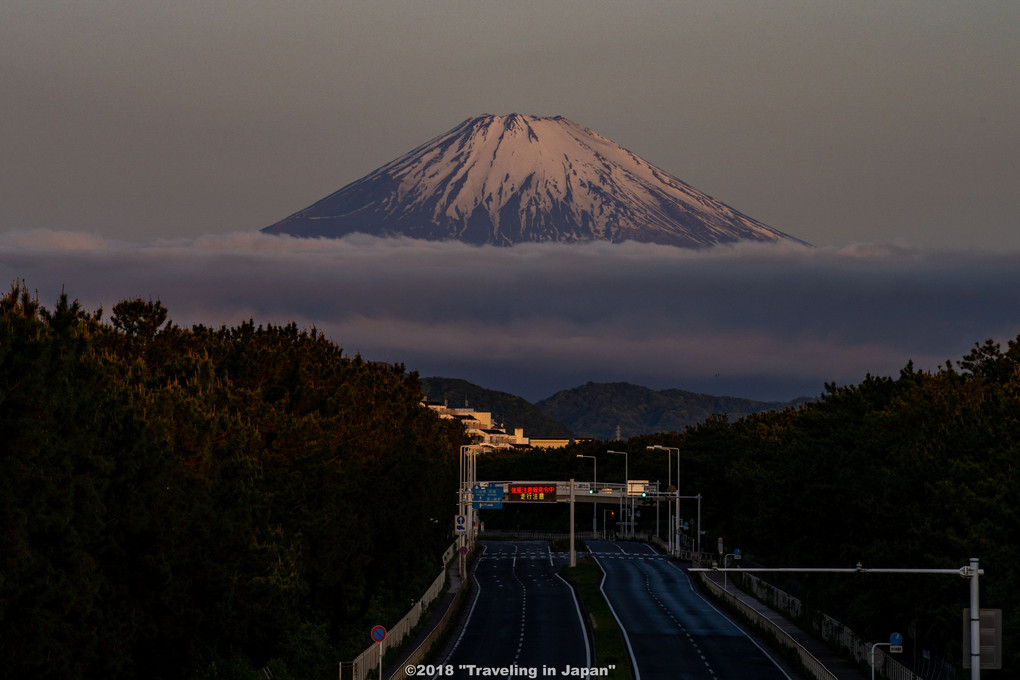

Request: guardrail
left=343, top=543, right=458, bottom=680
left=715, top=571, right=936, bottom=680
left=742, top=571, right=804, bottom=619
left=696, top=573, right=838, bottom=680
left=820, top=614, right=923, bottom=680
left=737, top=571, right=930, bottom=680
left=386, top=580, right=467, bottom=680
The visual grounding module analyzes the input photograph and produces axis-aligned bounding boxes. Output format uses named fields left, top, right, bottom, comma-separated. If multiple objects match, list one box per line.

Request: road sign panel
left=472, top=484, right=504, bottom=509
left=472, top=484, right=505, bottom=501
left=455, top=514, right=467, bottom=532
left=507, top=484, right=557, bottom=502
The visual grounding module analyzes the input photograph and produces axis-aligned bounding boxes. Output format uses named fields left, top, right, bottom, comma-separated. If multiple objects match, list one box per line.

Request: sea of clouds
left=3, top=231, right=1018, bottom=402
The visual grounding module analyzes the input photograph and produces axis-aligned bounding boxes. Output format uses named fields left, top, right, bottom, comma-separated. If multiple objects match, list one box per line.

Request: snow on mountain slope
left=262, top=114, right=809, bottom=248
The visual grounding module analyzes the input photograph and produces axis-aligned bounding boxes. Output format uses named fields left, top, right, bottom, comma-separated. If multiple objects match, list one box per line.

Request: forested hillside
left=536, top=381, right=808, bottom=440
left=0, top=284, right=465, bottom=679
left=420, top=377, right=574, bottom=438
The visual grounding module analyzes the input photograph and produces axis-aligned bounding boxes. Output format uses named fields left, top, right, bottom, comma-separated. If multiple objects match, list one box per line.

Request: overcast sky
left=3, top=0, right=1018, bottom=248
left=3, top=2, right=1019, bottom=404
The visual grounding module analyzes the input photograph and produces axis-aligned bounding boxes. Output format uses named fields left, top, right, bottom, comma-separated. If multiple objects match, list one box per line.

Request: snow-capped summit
left=262, top=114, right=808, bottom=248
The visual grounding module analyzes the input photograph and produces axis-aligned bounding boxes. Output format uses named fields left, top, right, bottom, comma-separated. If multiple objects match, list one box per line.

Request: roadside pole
left=569, top=478, right=576, bottom=567
left=968, top=558, right=980, bottom=678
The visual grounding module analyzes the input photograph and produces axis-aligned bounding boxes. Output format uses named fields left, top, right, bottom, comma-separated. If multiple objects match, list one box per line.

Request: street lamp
left=607, top=450, right=629, bottom=537
left=458, top=445, right=490, bottom=578
left=577, top=455, right=597, bottom=535
left=647, top=445, right=680, bottom=557
left=871, top=633, right=903, bottom=680
left=723, top=550, right=741, bottom=591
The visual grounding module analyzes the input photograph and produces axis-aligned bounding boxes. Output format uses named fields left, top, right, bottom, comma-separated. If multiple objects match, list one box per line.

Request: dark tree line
left=1, top=284, right=464, bottom=679
left=670, top=345, right=1018, bottom=674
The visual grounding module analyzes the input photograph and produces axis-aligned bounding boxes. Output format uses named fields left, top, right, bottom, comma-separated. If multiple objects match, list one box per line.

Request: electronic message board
left=507, top=484, right=557, bottom=503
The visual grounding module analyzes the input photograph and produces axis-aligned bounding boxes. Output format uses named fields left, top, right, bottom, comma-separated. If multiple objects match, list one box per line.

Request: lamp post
left=647, top=445, right=680, bottom=556
left=458, top=445, right=489, bottom=578
left=608, top=450, right=629, bottom=537
left=723, top=550, right=741, bottom=591
left=696, top=493, right=702, bottom=563
left=577, top=454, right=597, bottom=535
left=871, top=633, right=903, bottom=680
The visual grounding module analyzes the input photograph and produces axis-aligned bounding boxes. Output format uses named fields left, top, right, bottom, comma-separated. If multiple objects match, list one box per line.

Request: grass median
left=560, top=558, right=634, bottom=680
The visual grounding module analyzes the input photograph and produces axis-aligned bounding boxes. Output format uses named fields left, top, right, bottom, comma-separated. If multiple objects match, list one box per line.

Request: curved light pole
left=607, top=450, right=629, bottom=537
left=458, top=445, right=490, bottom=578
left=577, top=455, right=597, bottom=535
left=723, top=550, right=741, bottom=591
left=648, top=445, right=680, bottom=557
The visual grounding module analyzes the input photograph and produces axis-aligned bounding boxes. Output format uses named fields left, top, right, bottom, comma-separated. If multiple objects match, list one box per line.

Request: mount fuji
left=262, top=114, right=808, bottom=248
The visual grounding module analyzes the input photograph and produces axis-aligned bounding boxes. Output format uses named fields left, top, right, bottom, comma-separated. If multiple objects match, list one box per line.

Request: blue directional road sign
left=890, top=632, right=903, bottom=645
left=472, top=483, right=504, bottom=509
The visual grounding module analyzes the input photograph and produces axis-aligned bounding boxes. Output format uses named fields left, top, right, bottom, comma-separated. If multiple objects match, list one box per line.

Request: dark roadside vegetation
left=0, top=283, right=464, bottom=679
left=2, top=282, right=1017, bottom=677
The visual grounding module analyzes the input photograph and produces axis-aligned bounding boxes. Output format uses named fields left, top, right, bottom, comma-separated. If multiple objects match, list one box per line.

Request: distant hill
left=419, top=377, right=574, bottom=438
left=536, top=381, right=809, bottom=440
left=421, top=377, right=809, bottom=442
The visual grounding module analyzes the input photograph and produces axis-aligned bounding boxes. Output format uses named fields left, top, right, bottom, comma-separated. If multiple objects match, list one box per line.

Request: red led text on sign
left=508, top=484, right=558, bottom=503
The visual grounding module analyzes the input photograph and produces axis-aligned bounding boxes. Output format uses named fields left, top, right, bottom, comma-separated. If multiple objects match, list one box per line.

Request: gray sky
left=3, top=0, right=1018, bottom=248
left=3, top=2, right=1020, bottom=405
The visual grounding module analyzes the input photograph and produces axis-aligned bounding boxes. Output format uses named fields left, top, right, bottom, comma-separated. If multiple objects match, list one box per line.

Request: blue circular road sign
left=890, top=632, right=903, bottom=645
left=371, top=625, right=387, bottom=642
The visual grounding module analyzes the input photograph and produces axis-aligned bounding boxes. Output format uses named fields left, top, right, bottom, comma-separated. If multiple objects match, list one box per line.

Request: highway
left=429, top=540, right=591, bottom=678
left=587, top=539, right=792, bottom=680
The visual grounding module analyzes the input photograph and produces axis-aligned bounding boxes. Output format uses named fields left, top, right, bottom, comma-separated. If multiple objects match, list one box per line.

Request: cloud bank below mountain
left=3, top=231, right=1018, bottom=402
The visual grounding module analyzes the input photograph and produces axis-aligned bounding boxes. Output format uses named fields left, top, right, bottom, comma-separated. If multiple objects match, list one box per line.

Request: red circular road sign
left=371, top=625, right=386, bottom=642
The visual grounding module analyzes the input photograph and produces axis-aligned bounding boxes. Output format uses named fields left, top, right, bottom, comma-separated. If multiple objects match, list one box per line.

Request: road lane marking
left=666, top=560, right=794, bottom=680
left=554, top=570, right=593, bottom=666
left=592, top=554, right=641, bottom=680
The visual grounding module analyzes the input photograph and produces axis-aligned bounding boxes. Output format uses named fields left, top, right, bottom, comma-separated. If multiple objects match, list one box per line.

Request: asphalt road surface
left=429, top=540, right=591, bottom=679
left=588, top=539, right=792, bottom=680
